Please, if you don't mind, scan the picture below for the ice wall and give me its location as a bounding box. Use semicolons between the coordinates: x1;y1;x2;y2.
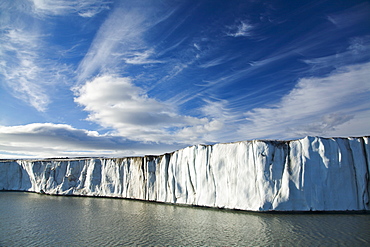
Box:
1;136;369;211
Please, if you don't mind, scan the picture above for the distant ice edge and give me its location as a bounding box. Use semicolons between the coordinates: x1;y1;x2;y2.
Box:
1;136;369;212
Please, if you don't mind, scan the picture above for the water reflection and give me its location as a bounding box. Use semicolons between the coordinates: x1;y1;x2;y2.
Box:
0;192;369;246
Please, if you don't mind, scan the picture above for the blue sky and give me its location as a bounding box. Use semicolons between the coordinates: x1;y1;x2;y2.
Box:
1;0;369;158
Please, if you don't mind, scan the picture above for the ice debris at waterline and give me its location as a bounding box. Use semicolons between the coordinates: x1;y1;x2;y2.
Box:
1;136;369;212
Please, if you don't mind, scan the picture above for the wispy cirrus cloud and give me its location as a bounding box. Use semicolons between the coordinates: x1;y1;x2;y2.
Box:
0;28;70;111
226;20;254;37
77;2;178;82
303;36;370;71
29;0;111;17
121;49;164;65
327;2;370;28
0;0;99;112
198;55;231;69
237;3;370;75
76;6;146;81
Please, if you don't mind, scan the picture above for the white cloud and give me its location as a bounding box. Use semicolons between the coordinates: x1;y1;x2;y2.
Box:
74;75;216;144
176;119;224;143
238;62;370;139
0;123;183;158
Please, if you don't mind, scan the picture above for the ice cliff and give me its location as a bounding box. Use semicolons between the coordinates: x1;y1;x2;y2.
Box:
1;136;369;211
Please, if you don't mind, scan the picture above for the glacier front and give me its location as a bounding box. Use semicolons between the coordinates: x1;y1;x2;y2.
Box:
1;136;369;211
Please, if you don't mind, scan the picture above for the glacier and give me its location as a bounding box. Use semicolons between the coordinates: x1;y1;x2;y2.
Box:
1;136;369;212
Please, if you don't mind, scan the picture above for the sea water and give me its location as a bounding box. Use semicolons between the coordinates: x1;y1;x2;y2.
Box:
0;192;369;246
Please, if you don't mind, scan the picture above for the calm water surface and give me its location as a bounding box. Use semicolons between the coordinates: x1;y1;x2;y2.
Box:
0;192;369;246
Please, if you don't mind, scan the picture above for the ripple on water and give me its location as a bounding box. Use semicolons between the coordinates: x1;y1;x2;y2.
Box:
0;192;369;246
